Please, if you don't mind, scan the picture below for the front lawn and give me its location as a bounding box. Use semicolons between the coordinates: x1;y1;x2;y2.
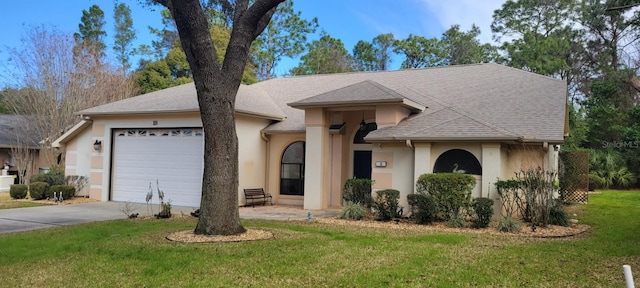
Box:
0;190;638;287
0;193;49;209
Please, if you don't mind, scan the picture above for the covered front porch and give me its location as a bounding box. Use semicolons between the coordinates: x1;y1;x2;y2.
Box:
287;80;425;210
267;80;560;211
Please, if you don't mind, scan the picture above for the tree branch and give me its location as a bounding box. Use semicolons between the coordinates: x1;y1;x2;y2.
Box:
152;0;172;10
243;0;284;38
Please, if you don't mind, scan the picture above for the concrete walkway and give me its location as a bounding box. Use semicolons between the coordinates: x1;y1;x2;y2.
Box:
0;202;339;234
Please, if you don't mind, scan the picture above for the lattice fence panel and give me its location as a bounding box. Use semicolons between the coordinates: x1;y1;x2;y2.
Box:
558;150;589;203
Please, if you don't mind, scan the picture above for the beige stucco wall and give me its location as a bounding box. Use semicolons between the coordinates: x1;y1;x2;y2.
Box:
63;112;270;205
504;144;547;177
62;126;93;197
265;133;305;206
371;142;414;211
375;105;411;128
236;115;270;205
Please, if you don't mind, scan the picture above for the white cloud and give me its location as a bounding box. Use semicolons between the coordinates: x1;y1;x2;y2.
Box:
418;0;507;44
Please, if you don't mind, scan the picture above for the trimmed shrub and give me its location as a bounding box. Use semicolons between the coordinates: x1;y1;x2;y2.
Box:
30;170;64;186
407;193;436;224
549;204;570;227
343;178;373;207
9;184;28;199
339;203;367;220
470;197;494;228
446;216;466;228
372;189;402;221
415;173;475;220
497;217;521;233
29;182;50;200
48;185;76;200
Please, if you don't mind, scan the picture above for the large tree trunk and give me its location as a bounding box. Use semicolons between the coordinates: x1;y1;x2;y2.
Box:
160;0;283;235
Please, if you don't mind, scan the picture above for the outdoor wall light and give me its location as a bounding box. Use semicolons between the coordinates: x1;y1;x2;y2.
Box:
375;161;387;168
553;145;559;152
93;140;102;151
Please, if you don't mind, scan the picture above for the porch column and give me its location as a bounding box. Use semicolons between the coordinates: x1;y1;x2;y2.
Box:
481;143;502;199
545;145;559;173
413;142;431;193
304;108;329;210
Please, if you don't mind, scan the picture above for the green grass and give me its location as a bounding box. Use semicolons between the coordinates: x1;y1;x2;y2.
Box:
0;193;49;209
0;190;639;287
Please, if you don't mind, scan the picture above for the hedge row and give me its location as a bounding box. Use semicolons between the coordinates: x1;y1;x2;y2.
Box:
9;183;76;200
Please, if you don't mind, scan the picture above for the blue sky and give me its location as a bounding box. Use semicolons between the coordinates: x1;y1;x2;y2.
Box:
0;0;506;85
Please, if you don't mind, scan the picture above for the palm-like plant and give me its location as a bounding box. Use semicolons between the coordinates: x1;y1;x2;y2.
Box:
589;150;636;189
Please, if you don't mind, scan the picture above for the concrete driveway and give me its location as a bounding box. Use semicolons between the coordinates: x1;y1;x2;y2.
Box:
0;202;338;234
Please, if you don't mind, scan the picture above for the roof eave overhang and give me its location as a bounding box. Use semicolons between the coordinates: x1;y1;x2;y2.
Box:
52;120;92;148
366;135;564;144
365;136;522;142
288;98;425;112
77;108;200;117
519;138;565;145
235;110;286;121
261;128;306;134
79;109;285;121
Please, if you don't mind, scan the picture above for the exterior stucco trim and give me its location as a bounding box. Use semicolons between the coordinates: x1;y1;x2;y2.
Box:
52;120;92;148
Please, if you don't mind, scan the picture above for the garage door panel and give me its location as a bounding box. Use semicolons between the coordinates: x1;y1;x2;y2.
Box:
112;129;204;207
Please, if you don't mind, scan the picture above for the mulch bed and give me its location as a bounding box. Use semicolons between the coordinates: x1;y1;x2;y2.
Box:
165;217;589;243
167;229;273;243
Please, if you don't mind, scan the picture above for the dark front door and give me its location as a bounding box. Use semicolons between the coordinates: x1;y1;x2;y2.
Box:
353;150;372;179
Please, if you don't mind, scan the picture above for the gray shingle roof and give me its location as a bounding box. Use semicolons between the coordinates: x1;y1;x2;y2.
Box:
288;80;425;110
257;63;567;142
77;63;567;142
79;82;286;120
0;115;41;148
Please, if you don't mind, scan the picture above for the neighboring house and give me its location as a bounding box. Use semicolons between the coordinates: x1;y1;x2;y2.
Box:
0;115;48;188
53;63;568;209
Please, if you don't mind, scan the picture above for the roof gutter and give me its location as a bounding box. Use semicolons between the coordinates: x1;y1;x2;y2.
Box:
78;109;285;121
367;134;564;144
288;98;425;112
367;135;523;142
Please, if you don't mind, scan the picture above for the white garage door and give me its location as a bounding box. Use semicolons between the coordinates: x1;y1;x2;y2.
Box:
111;128;204;207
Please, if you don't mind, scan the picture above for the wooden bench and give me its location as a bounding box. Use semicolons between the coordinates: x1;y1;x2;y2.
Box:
243;188;272;207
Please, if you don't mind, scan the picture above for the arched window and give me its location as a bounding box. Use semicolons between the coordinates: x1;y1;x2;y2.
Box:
353;122;377;144
433;149;482;175
280;141;305;196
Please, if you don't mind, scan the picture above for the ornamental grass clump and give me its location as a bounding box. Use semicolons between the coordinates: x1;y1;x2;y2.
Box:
497;216;521;232
339;203;367;220
549;201;570;227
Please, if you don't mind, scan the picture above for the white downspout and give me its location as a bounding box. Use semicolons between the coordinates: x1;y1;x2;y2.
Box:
405;139;414;150
261;131;270;196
